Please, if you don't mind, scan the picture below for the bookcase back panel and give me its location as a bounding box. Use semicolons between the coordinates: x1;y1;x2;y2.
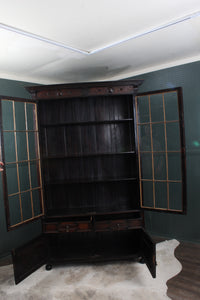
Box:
43;155;137;182
45;181;139;216
41;123;134;156
38;93;138;217
39;95;132;124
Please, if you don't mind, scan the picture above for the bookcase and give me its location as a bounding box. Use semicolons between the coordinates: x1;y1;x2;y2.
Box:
8;80;158;283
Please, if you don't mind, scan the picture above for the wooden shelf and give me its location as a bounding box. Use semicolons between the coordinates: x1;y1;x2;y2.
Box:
43;151;136;159
41;118;133;127
45;209;142;219
45;177;137;185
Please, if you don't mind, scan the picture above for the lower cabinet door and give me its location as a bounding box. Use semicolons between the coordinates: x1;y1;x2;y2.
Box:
140;230;156;278
12;235;49;284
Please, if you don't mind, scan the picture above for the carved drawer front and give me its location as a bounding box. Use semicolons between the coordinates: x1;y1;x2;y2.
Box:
35;85;135;99
44;221;92;233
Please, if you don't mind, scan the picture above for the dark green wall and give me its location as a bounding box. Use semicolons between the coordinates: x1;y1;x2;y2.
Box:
129;61;200;243
0;79;42;258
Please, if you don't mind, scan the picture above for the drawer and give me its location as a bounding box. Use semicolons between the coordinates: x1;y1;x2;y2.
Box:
95;220;127;231
127;218;143;229
95;218;142;232
43;218;143;233
44;221;92;233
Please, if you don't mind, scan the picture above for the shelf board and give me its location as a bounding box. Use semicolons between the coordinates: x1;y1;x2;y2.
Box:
41;119;133;127
45;177;137;185
45;209;142;219
42;151;136;159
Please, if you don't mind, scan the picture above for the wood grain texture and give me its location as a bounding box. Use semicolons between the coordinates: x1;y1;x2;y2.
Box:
153;237;200;300
167;241;200;300
26;80;143;100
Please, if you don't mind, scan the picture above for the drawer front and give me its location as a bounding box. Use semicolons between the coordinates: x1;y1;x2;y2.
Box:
43;218;143;233
44;222;92;233
95;220;128;232
128;218;143;229
95;218;143;232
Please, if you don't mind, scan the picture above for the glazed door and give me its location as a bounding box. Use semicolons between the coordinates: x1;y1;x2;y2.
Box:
0;97;44;230
135;88;186;214
140;230;156;278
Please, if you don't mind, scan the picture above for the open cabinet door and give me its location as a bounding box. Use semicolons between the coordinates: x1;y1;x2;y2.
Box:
0;97;44;230
140;230;156;278
12;235;48;284
0;97;46;283
135;88;186;214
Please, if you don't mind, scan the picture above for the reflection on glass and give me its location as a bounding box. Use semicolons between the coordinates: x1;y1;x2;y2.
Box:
166;123;181;151
142;181;154;207
137;96;149;123
29;132;37;159
2;100;14;130
30;161;40;188
168;153;181;180
164;92;179;121
6;164;18;195
15;102;26;131
152;124;165;151
150;94;164;122
16;132;27;161
26;103;36;130
169;182;182;210
155;182;167;209
154;153;166;180
3;132;16;163
8;195;21;226
140;153;152;179
21;192;33;220
18;162;30;191
139;124;151;151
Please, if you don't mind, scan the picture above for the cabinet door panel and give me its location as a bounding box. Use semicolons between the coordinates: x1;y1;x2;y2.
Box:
140;230;156;278
136;88;186;214
12;235;48;284
0;98;44;230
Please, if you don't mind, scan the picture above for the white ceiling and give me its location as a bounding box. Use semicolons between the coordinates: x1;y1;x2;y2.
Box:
0;0;200;84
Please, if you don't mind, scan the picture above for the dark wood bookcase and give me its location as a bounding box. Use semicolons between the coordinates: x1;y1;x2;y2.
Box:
10;80;157;284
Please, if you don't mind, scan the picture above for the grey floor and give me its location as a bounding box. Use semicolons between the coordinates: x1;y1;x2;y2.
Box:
0;255;12;267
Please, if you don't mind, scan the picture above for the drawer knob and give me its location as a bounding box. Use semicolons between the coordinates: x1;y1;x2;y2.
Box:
110;223;120;230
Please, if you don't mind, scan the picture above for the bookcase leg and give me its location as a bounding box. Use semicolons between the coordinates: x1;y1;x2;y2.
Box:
46;264;52;271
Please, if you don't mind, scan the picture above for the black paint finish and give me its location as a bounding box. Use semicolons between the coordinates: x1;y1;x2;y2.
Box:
12;80;156;284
